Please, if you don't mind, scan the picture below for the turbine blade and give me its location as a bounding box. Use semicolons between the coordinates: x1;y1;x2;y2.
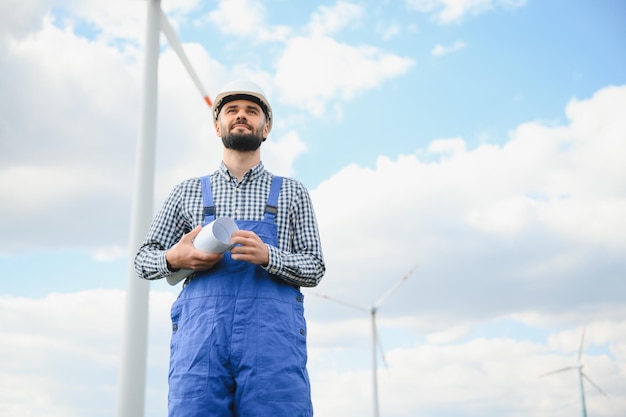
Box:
374;263;419;308
311;292;369;312
541;366;577;377
578;326;586;363
160;10;212;106
582;372;609;397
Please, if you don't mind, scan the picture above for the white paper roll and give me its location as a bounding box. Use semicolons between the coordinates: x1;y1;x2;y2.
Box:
167;268;193;286
166;218;239;286
193;217;239;253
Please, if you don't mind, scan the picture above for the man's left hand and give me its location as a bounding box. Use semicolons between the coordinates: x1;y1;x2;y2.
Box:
229;230;270;266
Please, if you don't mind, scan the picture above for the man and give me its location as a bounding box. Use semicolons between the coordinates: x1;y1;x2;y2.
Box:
135;80;325;417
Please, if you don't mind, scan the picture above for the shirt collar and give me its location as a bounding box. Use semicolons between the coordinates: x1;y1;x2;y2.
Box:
218;161;265;183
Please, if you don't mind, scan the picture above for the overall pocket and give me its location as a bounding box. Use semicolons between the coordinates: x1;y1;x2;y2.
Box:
168;298;215;399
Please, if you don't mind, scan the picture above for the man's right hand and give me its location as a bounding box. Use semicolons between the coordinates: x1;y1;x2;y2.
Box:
166;225;224;271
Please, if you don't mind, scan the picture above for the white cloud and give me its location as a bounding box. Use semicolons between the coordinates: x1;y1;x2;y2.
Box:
407;0;527;24
275;35;414;116
0;290;123;416
314;86;626;253
206;0;291;42
468;194;539;235
270;2;413;116
425;324;471;343
431;40;466;56
377;21;402;41
428;136;466;154
204;0;365;42
263;130;308;178
307;1;364;37
0;14;142;251
308;84;626;323
92;245;127;261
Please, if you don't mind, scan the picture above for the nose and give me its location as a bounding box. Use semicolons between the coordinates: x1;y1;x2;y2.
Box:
234;108;248;120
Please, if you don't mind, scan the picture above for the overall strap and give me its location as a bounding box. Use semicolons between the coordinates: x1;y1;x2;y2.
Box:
202;175;283;224
264;176;283;223
200;175;215;225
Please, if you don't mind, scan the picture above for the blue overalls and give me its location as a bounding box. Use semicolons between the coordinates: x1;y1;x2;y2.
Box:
168;175;313;417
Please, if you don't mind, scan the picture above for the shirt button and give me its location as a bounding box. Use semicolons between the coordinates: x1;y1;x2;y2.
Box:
296;295;303;303
235;209;240;215
172;324;178;332
299;328;306;336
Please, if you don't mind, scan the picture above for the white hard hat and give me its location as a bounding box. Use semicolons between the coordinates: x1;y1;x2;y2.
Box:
213;80;273;132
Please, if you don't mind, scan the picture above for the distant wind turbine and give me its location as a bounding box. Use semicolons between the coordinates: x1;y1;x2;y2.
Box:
541;327;608;417
314;264;418;417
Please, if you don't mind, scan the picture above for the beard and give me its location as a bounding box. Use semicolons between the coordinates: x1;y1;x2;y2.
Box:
221;132;264;151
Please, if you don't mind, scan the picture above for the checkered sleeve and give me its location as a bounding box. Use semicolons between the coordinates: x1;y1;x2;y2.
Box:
265;178;325;287
134;179;203;280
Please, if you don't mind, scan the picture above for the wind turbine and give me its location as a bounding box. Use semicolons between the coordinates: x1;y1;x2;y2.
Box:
314;264;418;417
117;1;213;417
541;327;608;417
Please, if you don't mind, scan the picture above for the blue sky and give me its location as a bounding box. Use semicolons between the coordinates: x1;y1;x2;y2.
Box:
1;1;625;416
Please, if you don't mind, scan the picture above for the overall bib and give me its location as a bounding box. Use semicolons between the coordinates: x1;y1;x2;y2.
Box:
168;175;313;417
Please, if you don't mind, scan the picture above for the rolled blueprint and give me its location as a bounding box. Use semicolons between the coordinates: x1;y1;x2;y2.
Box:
192;217;239;253
166;217;239;285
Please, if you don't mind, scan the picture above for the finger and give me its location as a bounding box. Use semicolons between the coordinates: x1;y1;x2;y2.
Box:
188;253;223;270
230;244;251;255
229;235;253;247
231;229;257;239
180;225;202;245
187;225;203;239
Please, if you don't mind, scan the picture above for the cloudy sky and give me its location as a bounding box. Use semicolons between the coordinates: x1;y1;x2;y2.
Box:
1;0;625;416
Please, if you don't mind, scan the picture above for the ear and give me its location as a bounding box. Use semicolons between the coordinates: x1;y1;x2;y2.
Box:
262;121;270;140
215;121;222;137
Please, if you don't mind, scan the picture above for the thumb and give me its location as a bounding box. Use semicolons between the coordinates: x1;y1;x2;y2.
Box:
184;225;203;242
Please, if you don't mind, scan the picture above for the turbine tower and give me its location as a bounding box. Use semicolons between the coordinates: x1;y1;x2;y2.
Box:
315;264;418;417
117;1;212;416
115;2;160;416
542;327;608;417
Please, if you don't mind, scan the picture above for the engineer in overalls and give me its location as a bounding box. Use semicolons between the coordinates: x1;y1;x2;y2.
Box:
135;80;325;417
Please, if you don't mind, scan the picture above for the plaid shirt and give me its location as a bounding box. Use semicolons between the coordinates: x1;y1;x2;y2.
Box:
135;162;325;287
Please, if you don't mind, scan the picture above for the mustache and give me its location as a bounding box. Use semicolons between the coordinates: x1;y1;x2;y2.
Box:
231;117;251;129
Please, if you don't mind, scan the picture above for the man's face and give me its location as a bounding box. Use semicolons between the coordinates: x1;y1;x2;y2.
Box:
215;99;270;151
